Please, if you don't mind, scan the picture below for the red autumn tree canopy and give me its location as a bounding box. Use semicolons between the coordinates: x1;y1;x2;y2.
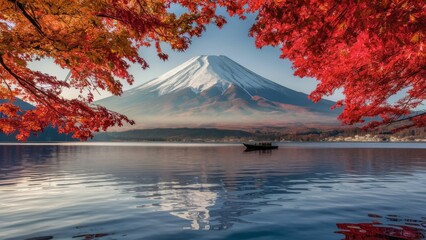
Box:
1;0;425;141
240;0;425;129
0;0;226;140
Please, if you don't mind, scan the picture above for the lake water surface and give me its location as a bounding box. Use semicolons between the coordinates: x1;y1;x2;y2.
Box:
1;142;425;240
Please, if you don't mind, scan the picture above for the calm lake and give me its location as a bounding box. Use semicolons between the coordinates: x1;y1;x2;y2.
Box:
1;142;425;240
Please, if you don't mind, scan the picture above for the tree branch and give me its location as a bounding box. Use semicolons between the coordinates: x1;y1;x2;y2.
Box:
0;55;59;112
389;112;426;124
10;0;45;36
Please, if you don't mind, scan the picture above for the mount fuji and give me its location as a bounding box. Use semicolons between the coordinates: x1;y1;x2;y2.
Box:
96;55;339;129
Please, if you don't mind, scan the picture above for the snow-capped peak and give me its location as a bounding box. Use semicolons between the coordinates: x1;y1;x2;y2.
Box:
131;55;280;96
95;55;338;129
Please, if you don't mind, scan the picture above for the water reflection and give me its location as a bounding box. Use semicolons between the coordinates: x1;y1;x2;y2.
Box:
0;145;57;169
243;149;275;154
0;145;58;188
0;143;426;239
136;182;218;230
336;214;426;239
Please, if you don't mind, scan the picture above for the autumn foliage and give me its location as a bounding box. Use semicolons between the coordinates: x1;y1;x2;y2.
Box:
0;0;425;140
243;0;425;130
0;0;225;140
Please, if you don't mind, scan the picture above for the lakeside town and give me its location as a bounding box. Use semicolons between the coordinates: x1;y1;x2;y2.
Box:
323;134;426;142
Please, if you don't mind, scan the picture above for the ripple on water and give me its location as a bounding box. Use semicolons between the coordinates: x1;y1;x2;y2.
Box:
0;143;425;240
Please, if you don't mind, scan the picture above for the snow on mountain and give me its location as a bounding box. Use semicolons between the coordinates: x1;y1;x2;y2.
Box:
96;55;340;129
131;55;280;96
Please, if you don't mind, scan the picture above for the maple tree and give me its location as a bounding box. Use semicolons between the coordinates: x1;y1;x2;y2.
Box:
0;0;226;140
237;0;425;130
1;0;425;141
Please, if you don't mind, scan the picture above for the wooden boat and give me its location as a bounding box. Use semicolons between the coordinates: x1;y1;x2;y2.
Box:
243;142;278;150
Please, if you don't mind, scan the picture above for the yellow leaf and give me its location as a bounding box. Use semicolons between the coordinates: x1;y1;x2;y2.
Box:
411;32;422;43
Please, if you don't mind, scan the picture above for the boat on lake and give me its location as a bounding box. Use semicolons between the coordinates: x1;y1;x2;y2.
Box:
243;142;278;150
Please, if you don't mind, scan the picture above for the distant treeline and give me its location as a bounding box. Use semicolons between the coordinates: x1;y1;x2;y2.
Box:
92;128;253;142
93;126;426;142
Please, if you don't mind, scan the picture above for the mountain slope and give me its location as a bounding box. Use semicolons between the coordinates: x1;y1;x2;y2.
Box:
97;55;340;129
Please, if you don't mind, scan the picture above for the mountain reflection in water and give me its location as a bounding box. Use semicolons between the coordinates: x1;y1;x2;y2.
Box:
135;182;218;230
0;143;425;240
